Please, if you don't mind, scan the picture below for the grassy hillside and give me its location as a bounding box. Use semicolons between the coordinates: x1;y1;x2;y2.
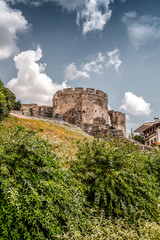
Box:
1;115;160;239
3;115;91;162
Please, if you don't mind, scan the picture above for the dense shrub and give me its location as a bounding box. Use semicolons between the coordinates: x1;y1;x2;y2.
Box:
71;138;159;222
0;125;87;239
0;80;21;120
13;100;21;111
152;150;160;186
134;135;145;144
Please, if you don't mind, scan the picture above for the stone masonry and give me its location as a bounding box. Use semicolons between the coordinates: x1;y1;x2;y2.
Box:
21;88;126;138
53;88;126;138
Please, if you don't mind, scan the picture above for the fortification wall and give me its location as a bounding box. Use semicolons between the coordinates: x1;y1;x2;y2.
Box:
39;106;53;118
21;104;40;117
52;88;108;127
21;104;53;118
108;110;126;136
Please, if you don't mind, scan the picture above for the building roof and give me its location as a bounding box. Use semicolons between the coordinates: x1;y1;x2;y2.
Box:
134;122;155;133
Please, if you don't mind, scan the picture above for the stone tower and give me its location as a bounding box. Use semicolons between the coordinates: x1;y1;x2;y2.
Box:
52;88;109;130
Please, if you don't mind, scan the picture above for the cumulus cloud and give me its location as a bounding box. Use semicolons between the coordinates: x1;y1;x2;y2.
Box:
65;49;122;80
122;11;160;49
120;92;152;116
65;52;105;81
64;63;90;81
7;0;117;35
7;46;68;105
0;0;29;60
106;48;122;72
82;52;105;73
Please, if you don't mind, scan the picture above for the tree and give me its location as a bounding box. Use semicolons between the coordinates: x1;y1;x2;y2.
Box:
13;100;21;111
0;79;19;120
0;92;6;121
29;108;34;116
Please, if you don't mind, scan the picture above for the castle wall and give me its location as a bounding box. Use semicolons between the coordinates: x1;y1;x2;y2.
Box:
21;104;40;117
52;88;109;127
39;106;53;118
108;110;126;136
21;104;53;118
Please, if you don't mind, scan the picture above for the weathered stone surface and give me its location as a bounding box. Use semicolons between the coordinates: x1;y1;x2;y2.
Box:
21;104;53;118
53;88;109;128
39;106;52;118
21;104;39;117
21;88;126;139
53;88;126;138
108;110;126;136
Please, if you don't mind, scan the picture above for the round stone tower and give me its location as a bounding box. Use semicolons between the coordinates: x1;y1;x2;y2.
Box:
52;87;109;128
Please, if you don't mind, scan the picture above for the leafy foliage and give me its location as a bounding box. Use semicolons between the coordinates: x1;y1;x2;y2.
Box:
29;108;34;116
0;125;87;239
13;100;21;111
0;80;21;120
0;91;6;121
71;137;159;222
0;117;160;239
134;135;145;144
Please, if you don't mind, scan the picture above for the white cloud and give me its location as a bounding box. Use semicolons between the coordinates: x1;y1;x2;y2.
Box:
64;63;90;81
7;46;68;105
82;52;105;74
65;52;105;80
120;92;152;116
65;49;121;80
7;0;84;10
122;11;160;49
0;0;29;60
76;0;113;35
7;0;117;35
106;48;122;72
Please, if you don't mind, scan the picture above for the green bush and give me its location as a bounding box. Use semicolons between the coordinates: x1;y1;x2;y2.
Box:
0;80;21;120
0;125;87;239
71;138;159;222
134;135;145;144
13;100;21;111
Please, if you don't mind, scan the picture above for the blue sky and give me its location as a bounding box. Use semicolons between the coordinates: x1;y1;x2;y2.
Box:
1;0;160;133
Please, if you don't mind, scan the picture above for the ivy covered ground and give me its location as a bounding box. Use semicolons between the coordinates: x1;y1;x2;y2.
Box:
0;116;160;239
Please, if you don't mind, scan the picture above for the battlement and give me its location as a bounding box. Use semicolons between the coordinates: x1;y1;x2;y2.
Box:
54;87;108;99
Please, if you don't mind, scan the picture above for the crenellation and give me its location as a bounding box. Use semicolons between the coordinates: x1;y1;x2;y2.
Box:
54;90;62;97
75;87;84;93
86;88;95;94
63;88;74;94
96;90;106;98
